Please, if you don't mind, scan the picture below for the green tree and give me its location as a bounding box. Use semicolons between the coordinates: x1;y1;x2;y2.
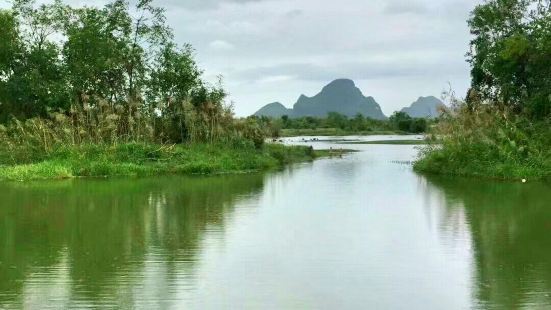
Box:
468;0;551;117
4;43;70;118
63;5;129;104
389;111;412;132
409;118;427;133
0;10;21;121
327;112;348;129
0;2;71;120
0;0;238;145
0;10;19;78
351;113;367;131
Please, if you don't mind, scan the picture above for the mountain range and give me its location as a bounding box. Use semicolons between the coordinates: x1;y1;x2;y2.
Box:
253;79;444;119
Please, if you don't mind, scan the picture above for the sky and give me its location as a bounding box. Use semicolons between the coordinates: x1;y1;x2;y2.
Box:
1;0;483;116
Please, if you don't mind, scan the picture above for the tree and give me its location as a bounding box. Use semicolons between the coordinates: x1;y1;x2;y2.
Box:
409;118;427;133
0;2;70;121
281;115;289;125
0;10;21;121
389;111;412;132
468;0;551;117
63;5;129;104
148;43;200;109
0;0;233;145
0;10;19;79
327;112;348;129
351;113;367;131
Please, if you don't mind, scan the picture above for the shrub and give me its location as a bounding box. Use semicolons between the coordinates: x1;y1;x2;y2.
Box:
415;99;551;179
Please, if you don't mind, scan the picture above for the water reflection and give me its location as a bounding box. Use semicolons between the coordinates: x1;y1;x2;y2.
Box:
0;175;264;308
1;142;550;309
425;176;551;309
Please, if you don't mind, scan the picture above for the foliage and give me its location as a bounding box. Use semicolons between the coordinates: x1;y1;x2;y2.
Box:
254;112;430;137
0;142;321;181
0;0;243;146
468;0;551;118
414;99;551;179
389;112;428;133
416;0;551;180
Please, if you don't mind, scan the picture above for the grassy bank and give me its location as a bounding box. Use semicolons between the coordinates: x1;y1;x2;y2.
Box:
414;147;551;181
0;143;326;182
414;143;551;181
414;108;551;181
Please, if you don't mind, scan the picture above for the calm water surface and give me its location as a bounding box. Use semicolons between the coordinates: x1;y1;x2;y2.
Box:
1;136;550;309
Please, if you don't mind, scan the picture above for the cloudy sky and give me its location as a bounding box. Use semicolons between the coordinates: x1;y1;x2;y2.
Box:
1;0;483;116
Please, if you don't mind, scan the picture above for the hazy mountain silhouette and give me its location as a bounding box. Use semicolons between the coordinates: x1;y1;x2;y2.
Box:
254;79;387;119
400;96;445;118
253;102;291;118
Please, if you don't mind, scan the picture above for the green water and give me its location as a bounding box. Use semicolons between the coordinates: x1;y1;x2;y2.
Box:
1;137;550;309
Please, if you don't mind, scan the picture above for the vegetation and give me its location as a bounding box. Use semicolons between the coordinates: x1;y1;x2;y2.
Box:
388;112;429;134
0;0;327;181
0;0;235;141
0;142;324;181
256;111;431;137
415;0;551;180
415;102;551;179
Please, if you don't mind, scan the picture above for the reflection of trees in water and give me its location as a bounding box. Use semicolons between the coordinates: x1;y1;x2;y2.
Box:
416;175;472;245
0;175;264;308
425;176;551;309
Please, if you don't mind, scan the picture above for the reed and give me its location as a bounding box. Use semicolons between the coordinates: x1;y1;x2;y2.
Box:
414;100;551;180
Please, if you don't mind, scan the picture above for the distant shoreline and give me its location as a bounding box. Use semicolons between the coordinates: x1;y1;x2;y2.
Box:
280;128;409;137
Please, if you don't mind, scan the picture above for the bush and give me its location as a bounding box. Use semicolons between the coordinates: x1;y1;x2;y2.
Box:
414;101;551;180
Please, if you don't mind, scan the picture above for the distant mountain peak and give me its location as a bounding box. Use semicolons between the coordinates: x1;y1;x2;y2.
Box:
267;102;286;108
253;101;291;118
323;78;356;89
254;79;387;120
417;95;439;101
401;96;445;118
320;79;362;97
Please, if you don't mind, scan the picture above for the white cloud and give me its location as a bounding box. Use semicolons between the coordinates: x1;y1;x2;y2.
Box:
384;0;429;15
258;75;297;84
209;40;236;51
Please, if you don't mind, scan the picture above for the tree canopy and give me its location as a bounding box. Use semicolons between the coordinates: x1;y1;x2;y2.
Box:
468;0;551;118
0;0;219;127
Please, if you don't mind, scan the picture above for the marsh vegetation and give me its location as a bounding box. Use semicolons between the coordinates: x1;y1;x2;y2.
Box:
415;0;551;180
0;0;320;180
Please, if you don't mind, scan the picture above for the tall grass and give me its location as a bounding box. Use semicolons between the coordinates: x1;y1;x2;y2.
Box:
0;142;320;181
414;99;551;180
0;94;310;181
0;94;272;165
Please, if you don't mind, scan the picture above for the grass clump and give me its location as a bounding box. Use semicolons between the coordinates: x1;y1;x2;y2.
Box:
0;142;321;182
0;162;73;181
414;103;551;180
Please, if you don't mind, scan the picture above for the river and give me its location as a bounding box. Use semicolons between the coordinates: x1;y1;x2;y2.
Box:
1;136;550;309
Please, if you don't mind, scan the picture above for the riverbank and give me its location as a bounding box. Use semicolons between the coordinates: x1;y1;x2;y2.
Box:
0;143;335;182
413;117;551;181
280;128;403;137
345;139;429;145
414;145;551;181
